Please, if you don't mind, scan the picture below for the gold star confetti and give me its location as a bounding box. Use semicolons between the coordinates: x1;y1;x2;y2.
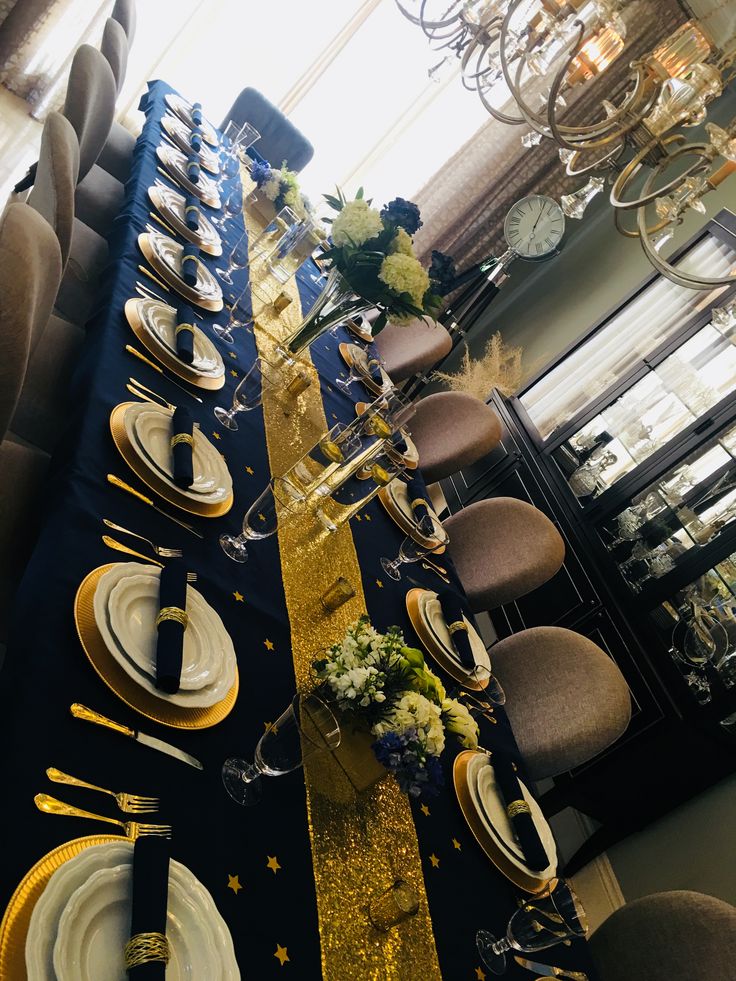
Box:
228;351;237;359
420;803;430;817
233;591;244;603
212;431;221;440
331;413;338;420
264;638;275;651
452;838;461;851
245;465;254;475
364;514;372;521
258;512;266;522
274;945;289;967
230;369;239;377
475;968;486;980
375;579;383;589
429;854;440;869
267;855;282;874
227;874;242;894
355;514;362;521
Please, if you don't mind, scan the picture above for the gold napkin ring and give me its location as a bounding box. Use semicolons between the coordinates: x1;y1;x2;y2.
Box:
409;498;428;511
124;932;171;968
447;620;468;634
506;799;531;819
175;323;195;336
185;204;199;217
156;606;189;629
170;432;194;449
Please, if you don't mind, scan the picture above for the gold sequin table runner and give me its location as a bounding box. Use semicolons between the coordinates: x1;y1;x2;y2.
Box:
242;182;442;980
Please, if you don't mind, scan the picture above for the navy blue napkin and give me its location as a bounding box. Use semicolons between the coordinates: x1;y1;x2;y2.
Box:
185;155;200;184
180;243;199;287
128;833;170;978
487;750;550;874
175;304;195;365
155;560;188;693
171;405;194;488
183;193;200;231
436;588;475;669
190;126;203;152
390;430;408;455
404;472;435;538
191;102;203;126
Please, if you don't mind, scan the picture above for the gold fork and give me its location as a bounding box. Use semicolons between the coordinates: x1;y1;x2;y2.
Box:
102;520;183;559
46;768;160;814
35;794;171;839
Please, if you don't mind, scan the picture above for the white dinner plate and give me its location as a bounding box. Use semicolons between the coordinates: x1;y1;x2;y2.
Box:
164;93;219;146
161;112;220;172
386;477;444;541
137;297;224;375
148;184;222;254
340;343;392;393
146;227;222;301
466;752;557;880
418;590;491;678
108;572;219;689
156;145;220;207
93;563;237;708
122;402;232;505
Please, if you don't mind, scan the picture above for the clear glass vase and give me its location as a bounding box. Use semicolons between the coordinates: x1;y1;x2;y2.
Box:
276;266;374;363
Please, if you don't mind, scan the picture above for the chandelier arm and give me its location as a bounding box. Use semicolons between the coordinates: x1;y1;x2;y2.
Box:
498;0;555;132
565;142;627;176
461;23;503;81
546;20;588;150
477;78;528;123
611;140;714;211
394;0;466;32
614;203;672;239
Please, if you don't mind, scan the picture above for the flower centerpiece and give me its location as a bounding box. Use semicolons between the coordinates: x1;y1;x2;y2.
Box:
250;160;313;220
313;616;478;797
279;190;443;359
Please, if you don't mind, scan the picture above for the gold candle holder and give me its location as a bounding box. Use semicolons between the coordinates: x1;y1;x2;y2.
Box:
272;291;293;314
367;879;420;932
320;577;356;613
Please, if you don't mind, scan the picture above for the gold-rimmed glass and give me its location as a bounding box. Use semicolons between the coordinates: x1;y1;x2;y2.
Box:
368;879;420;931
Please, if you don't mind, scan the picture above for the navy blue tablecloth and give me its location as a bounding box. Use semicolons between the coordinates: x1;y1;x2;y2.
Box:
0;81;595;980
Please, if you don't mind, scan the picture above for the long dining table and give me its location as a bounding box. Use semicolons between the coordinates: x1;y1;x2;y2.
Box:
0;80;597;980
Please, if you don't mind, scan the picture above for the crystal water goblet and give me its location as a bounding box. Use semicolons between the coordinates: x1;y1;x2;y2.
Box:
213;357;278;431
380;527;449;582
216;230;250;286
222;693;340;806
476;878;587;975
335;347;388;396
210;184;243;231
212;285;253;343
219;478;297;563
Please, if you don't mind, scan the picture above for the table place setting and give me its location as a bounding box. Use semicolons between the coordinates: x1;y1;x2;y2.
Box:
160;112;221;174
163;92;219;146
148;183;223;255
155;145;221;208
138;231;224;311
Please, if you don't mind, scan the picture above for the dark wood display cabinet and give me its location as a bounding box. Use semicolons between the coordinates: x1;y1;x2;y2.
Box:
440;210;736;872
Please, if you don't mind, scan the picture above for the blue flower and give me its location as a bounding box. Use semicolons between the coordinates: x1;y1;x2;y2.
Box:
428;250;456;295
380;198;423;235
250;160;272;187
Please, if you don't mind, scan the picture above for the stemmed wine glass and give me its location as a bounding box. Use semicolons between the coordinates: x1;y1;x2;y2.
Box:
335;347;387;395
216;230;250;286
213;357;278;430
380;527;449;582
212;285;253;343
476;878;587;975
222;693;340;806
210;184;243;231
219;478;298;563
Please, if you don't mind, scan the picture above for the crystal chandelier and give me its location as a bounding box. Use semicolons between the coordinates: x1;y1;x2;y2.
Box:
394;1;736;289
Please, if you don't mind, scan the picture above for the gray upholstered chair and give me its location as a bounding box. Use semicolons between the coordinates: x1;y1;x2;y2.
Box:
27;112;79;270
490;626;631;780
374;318;452;385
444;497;565;612
111;0;136;45
409;391;502;484
589;891;736;981
220;87;314;172
65;45;125;237
97;18;137;184
0;205;60;640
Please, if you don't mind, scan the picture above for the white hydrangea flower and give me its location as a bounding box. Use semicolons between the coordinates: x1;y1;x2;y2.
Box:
262;176;281;202
331;199;384;247
390;228;415;257
441;698;479;750
378;253;430;307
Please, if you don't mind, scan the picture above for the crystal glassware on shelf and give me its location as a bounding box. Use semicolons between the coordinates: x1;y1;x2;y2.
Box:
380;526;449;582
216;230;250;287
222;693;340;806
616;506;644;540
219;478;298;562
476;877;587;975
213;357;279;431
568;451;617;498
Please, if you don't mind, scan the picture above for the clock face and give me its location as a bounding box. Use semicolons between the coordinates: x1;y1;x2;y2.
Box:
503;194;565;259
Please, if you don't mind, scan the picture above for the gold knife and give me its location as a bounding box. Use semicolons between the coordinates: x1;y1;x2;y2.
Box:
106;474;203;538
124;344;204;404
71;704;203;770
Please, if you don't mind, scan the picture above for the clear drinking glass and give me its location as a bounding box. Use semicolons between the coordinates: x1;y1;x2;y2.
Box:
216;230;250;286
250;207;299;262
380;526;450;582
220;121;243;157
219;478;298;562
234;121;260;158
212;284;253;343
279;423;365;501
315;451;406;534
222;693;340;806
336;347;388;395
476;878;588;975
216;150;239;194
213;357;278;430
210;184;243;231
263;217;319;285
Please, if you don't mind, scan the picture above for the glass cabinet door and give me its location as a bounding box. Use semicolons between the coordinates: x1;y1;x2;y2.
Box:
598;421;736;593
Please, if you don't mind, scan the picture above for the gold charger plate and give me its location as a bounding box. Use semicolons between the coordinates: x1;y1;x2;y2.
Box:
155;145;221;208
139;232;223;312
376;484;446;553
124;298;225;391
345;317;373;343
338;342;390;395
453;750;551;894
110;402;233;518
0;834;122;977
149;185;223;257
75;563;239;728
405;587;488;691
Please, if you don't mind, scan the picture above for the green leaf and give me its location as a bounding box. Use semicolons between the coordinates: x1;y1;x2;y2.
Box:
372;311;388;335
355;186;364;200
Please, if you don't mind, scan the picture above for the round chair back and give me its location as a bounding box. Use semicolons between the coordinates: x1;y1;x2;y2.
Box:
101;17;129;94
63;45;117;181
27;113;79;270
410;391;502;484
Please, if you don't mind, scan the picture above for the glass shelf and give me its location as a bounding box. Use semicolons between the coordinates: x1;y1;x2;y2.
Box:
554;318;736;503
520;235;736;441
